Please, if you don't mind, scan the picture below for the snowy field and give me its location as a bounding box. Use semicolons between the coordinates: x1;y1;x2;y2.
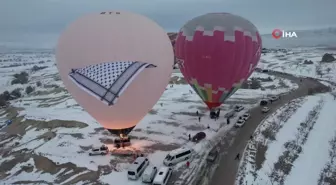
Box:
0;48;334;184
258;48;336;83
236;93;336;185
0;52;296;184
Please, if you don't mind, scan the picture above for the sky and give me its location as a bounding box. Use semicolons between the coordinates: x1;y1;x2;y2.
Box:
0;0;336;49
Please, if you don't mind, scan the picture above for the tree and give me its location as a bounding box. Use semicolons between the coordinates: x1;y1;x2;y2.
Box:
25;86;34;94
250;79;262;89
321;53;335;63
10;88;22;99
315;65;323;78
0;94;6;106
241;81;250;89
11;71;29;85
36;81;42;87
31;65;47;72
327;67;332;74
2;91;10;101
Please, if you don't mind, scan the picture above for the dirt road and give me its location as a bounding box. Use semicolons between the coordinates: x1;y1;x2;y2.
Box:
209;71;330;185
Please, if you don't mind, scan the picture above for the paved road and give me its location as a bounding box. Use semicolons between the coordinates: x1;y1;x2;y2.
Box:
209;71;330;185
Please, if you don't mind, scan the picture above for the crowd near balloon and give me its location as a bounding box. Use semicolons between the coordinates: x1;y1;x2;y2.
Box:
56;11;261;136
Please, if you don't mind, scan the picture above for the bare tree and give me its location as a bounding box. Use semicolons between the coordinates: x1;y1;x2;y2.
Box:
327;67;332;74
266;163;276;185
315;65;323;78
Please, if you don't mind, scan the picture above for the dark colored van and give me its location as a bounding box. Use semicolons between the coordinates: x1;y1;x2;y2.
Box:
260;100;268;106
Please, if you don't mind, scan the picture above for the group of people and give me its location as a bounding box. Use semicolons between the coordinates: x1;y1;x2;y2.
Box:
195;110;232;125
193;108;255;161
210;109;221;120
196;109;223;121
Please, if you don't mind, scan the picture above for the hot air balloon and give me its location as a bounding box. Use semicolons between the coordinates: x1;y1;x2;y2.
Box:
175;13;262;112
56;11;174;135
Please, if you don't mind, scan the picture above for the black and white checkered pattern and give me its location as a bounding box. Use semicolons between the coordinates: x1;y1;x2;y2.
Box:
75;61;133;89
68;61;156;106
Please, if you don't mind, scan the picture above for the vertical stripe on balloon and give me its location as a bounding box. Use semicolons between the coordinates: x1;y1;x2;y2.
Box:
191;79;205;101
191;84;201;99
201;87;209;102
204;84;212;102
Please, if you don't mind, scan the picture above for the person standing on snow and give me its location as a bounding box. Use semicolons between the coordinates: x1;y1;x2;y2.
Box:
235;153;240;160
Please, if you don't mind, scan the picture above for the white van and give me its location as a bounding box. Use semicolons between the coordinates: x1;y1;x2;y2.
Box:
163;147;193;166
152;166;172;185
127;157;149;180
142;165;157;183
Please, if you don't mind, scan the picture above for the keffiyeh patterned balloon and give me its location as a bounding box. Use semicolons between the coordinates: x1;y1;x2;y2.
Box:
56;11;174;133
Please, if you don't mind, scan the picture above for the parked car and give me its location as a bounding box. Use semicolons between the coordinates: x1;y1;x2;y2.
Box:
224;111;235;118
235;105;244;112
260;99;268;106
142;165;157;183
234;119;246;128
192;132;206;142
269;96;278;102
89;145;109;156
207;148;219;162
241;113;250;121
261;107;270;113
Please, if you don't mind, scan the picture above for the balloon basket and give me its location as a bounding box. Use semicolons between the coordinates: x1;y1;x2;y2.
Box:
107;125;135;136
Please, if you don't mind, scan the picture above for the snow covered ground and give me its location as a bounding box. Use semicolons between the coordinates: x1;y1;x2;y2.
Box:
234;47;336;185
258;48;336;83
0;51;299;184
236;93;336;185
0;47;334;184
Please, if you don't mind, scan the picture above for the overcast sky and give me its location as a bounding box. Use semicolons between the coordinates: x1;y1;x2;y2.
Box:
1;0;335;49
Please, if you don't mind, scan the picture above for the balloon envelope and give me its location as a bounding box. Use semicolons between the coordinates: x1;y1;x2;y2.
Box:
56;11;174;130
175;13;262;109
